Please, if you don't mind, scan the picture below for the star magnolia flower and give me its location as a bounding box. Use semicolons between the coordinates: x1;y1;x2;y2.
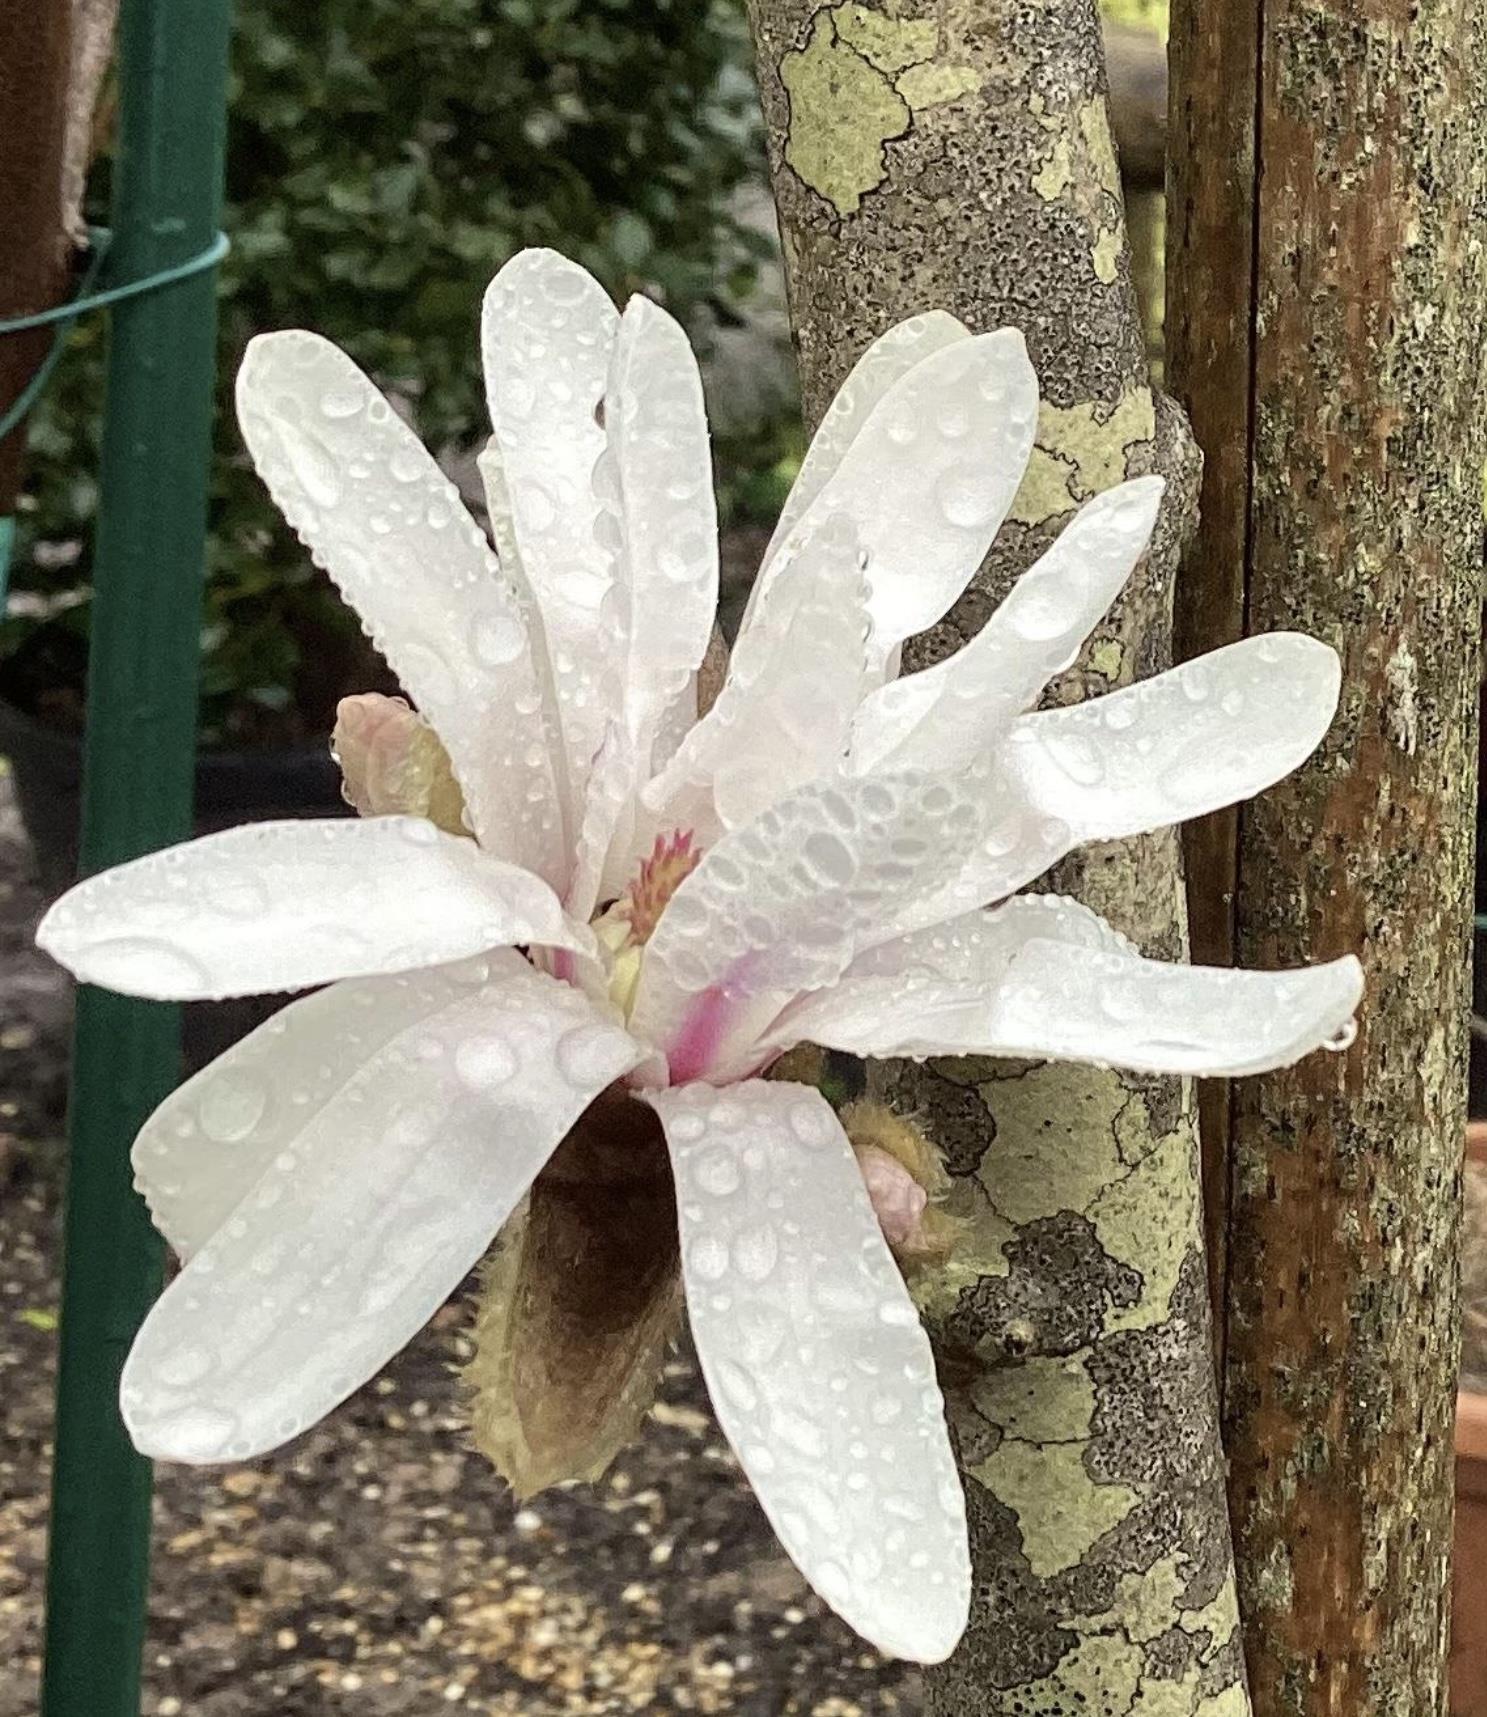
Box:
37;249;1362;1664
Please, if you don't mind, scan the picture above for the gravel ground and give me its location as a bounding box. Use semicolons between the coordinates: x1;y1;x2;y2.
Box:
0;766;921;1717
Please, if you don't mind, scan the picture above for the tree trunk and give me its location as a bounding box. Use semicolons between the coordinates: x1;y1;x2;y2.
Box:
746;3;1248;1711
1167;0;1487;1710
0;0;74;519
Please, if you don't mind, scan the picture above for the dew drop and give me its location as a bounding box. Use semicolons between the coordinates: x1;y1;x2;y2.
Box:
1325;1018;1358;1052
277;423;343;508
198;1073;268;1144
152;1404;238;1461
788;1101;833;1147
936;466;997;529
714;1357;758;1413
156;1344;217;1388
695;1148;742;1197
732;1223;779;1284
80;937;212;996
389;444;423;483
801;831;855;887
688;1232;730;1282
319;385;363;420
454;1033;519;1089
556;1023;627;1088
472;613;526;668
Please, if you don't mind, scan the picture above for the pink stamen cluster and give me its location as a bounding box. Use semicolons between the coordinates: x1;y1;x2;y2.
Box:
619;830;701;945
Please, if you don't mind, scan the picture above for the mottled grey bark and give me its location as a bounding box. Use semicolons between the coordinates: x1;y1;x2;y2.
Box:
745;2;1246;1712
1167;0;1487;1709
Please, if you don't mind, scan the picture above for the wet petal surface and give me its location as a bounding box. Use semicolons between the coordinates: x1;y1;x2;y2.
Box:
38;818;587;1000
236;332;563;883
122;954;642;1463
647;1080;969;1663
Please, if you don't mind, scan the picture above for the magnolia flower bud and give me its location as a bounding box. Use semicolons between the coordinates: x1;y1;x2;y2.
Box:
857;1145;929;1247
331;693;467;833
841;1100;962;1267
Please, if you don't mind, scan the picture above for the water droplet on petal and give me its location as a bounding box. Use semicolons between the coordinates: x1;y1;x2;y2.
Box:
688;1232;730;1282
454;1033;519;1089
198;1074;268;1144
472;613;526;668
81;937;212;996
555;1023;628;1088
156;1344;217;1388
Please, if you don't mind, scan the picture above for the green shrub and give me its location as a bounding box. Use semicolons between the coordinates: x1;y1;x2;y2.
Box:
9;0;774;746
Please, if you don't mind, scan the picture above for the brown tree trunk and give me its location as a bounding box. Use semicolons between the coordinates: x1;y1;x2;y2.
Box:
0;0;75;519
1167;0;1487;1709
746;2;1247;1711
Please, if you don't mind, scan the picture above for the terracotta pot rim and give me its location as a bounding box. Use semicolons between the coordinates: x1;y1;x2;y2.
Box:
1459;1388;1487;1463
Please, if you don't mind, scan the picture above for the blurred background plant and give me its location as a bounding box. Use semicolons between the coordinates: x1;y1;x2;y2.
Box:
3;0;800;748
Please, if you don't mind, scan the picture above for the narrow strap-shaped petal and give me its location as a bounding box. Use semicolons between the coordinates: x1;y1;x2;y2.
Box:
747;331;1038;666
758;310;969;577
600;293;718;750
896;633;1344;934
630;771;987;1084
848;478;1165;777
768;897;1362;1074
565;295;719;901
1005;632;1341;845
235;332;564;885
37;817;589;1000
646;1080;969;1663
482;250;620;817
643;512;872;847
121;955;643;1463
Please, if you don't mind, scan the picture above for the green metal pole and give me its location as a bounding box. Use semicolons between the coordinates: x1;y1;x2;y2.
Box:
40;0;232;1712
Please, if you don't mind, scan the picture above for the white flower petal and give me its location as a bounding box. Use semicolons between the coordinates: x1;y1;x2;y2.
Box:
483;250;619;817
771;894;1363;1074
631;772;987;1083
849;478;1165;776
749;331;1038;665
37;817;588;1000
1005;632;1341;845
601;293;718;747
121;955;642;1463
760;310;969;572
896;633;1344;932
647;1080;969;1663
235;333;564;884
644;512;872;846
133;957;510;1258
566;719;638;923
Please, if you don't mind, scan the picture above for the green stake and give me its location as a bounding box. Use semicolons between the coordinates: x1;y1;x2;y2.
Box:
40;0;232;1713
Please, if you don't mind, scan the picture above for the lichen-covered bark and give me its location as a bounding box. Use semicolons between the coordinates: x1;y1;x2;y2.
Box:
746;3;1246;1711
1166;0;1487;1709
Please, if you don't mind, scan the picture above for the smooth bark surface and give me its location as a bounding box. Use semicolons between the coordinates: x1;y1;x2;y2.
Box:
746;3;1246;1712
1167;0;1487;1710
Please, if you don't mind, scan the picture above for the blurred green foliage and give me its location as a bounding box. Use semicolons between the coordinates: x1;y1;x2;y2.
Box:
9;0;776;745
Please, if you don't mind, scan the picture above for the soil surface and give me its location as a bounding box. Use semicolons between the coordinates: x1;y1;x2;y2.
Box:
0;766;920;1717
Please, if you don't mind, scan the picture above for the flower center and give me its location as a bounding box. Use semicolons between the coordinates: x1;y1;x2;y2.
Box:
591;829;701;1018
616;829;702;947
